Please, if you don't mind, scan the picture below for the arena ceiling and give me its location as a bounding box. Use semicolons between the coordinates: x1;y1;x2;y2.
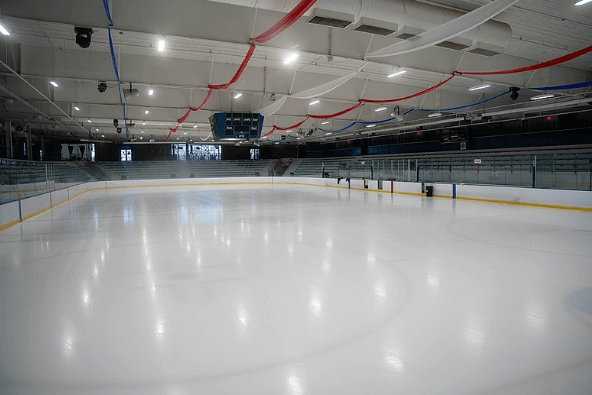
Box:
0;0;590;145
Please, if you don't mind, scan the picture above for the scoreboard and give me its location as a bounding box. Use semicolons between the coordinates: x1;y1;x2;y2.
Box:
209;113;264;141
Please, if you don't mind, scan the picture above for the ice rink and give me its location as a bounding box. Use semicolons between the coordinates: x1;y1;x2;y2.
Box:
1;184;592;395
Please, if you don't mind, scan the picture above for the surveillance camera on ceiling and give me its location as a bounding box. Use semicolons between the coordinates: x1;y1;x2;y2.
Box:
74;27;93;49
116;128;122;134
113;119;119;128
98;82;108;93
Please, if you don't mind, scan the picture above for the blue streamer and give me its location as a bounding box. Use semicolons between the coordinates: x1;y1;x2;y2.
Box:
319;121;357;133
531;80;592;91
408;90;511;115
103;1;129;138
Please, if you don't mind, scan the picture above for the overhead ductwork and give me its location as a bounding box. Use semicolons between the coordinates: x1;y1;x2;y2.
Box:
210;0;513;56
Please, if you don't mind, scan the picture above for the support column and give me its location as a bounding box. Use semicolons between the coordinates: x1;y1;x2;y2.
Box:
4;120;13;159
26;126;32;160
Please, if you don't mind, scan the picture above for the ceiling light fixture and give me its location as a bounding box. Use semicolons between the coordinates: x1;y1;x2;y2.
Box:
148;89;154;96
233;92;243;99
375;106;387;112
101;134;105;137
50;81;58;87
145;110;149;114
184;132;187;135
142;122;146;125
575;0;592;5
158;39;166;52
325;132;332;135
469;84;491;91
309;99;320;106
388;70;407;78
141;130;144;133
428;112;442;118
140;136;143;140
0;24;11;36
283;51;299;65
95;128;99;132
531;93;555;101
87;119;91;123
366;124;376;128
74;106;80;111
286;130;292;132
193;124;198;128
321;121;330;125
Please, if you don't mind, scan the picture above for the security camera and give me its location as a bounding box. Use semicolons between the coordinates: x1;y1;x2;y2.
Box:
117;128;122;134
113;119;119;128
75;27;93;49
98;82;108;93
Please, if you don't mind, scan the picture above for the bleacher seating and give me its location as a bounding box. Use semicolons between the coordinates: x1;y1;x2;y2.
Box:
100;160;272;180
284;159;341;177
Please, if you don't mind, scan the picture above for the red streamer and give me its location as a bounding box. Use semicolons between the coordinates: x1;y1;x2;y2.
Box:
251;0;318;44
209;43;256;90
360;75;455;104
166;88;213;139
308;102;363;119
262;127;277;138
456;46;592;76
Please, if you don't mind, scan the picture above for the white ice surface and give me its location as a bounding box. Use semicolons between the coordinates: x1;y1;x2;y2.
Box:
1;184;591;394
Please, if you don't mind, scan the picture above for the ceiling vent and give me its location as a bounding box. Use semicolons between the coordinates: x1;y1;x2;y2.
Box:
468;48;501;57
436;41;470;51
351;17;398;36
467;43;504;57
307;9;355;29
392;26;424;40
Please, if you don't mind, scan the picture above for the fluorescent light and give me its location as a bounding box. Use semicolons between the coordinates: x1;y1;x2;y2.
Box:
233;92;243;99
388;70;407;78
184;132;187;135
575;0;592;5
321;121;330;125
50;81;58;87
309;99;320;106
87;119;91;123
140;136;143;140
145;110;149;114
283;52;299;65
325;132;332;135
142;122;146;125
95;128;99;131
0;24;10;36
193;124;198;128
469;84;491;91
366;124;376;128
158;39;165;52
531;93;555;101
101;135;105;138
286;130;292;133
74;106;80;111
177;137;179;140
141;130;144;133
375;106;387;112
428;112;442;118
148;89;154;96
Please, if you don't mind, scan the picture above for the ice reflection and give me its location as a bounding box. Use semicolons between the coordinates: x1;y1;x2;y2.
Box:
287;373;304;395
310;289;323;319
155;317;165;338
383;348;404;372
123;205;134;226
463;316;485;349
524;301;547;332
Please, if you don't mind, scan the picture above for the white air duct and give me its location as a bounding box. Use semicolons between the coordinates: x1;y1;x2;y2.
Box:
210;0;512;54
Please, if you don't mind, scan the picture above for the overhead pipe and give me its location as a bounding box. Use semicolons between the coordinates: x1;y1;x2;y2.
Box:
0;59;94;138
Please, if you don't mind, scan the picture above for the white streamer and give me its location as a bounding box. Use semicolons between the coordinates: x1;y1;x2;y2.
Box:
367;0;519;58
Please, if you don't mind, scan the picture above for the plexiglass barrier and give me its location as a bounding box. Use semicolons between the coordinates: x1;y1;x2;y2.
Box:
0;159;93;204
334;152;592;191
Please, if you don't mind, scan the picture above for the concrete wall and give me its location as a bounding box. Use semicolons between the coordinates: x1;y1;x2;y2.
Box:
2;177;591;231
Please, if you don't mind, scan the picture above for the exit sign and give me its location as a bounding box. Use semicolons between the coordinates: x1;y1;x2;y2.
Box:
474;159;482;164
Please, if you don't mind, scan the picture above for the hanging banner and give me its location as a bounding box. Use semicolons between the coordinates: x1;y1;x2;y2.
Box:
367;0;518;58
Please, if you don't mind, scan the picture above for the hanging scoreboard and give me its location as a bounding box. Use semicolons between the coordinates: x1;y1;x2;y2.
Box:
209;113;264;141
